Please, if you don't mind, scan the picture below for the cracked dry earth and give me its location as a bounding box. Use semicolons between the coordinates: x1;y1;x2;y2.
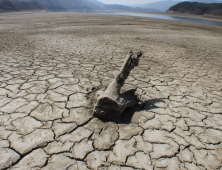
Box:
0;12;222;170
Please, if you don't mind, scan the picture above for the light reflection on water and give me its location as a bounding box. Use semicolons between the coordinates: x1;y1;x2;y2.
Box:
100;12;222;26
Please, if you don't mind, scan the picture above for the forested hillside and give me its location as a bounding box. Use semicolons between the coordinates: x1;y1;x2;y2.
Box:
167;2;222;16
0;0;163;13
0;0;101;12
0;0;43;12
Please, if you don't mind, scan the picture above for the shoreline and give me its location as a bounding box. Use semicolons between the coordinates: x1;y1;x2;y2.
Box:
165;12;222;22
128;11;222;22
1;9;222;21
95;11;222;27
1;10;222;27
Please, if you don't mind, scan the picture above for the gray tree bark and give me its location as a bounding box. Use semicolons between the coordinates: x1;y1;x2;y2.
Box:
93;51;143;120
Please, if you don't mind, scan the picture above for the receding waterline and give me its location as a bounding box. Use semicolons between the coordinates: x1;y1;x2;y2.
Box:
99;12;222;26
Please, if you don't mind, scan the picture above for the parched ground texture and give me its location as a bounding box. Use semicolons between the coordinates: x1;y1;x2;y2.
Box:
0;12;222;170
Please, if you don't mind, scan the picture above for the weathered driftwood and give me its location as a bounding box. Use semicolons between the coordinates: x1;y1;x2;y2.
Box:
93;51;143;120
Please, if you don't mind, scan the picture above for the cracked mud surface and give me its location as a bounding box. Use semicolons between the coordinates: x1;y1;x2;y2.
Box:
0;12;222;170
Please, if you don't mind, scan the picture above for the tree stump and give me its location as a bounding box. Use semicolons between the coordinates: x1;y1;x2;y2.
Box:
93;51;143;120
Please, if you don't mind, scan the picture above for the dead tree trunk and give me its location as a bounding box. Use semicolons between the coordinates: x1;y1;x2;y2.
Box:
93;51;143;120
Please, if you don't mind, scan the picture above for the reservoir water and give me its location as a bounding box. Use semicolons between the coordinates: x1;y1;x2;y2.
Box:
1;11;222;26
101;12;222;27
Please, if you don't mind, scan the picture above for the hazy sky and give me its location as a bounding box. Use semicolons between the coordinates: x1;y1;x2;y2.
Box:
97;0;179;5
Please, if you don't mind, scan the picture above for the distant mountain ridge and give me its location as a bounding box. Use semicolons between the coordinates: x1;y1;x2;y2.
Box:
0;0;44;12
86;0;104;7
133;0;222;12
167;2;222;16
2;0;222;14
0;0;103;12
103;4;162;13
0;0;162;13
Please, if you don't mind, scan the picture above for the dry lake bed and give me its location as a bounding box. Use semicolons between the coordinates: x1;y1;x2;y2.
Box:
0;12;222;170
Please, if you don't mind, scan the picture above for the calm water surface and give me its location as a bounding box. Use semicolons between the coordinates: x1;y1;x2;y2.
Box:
1;11;222;26
101;12;222;27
